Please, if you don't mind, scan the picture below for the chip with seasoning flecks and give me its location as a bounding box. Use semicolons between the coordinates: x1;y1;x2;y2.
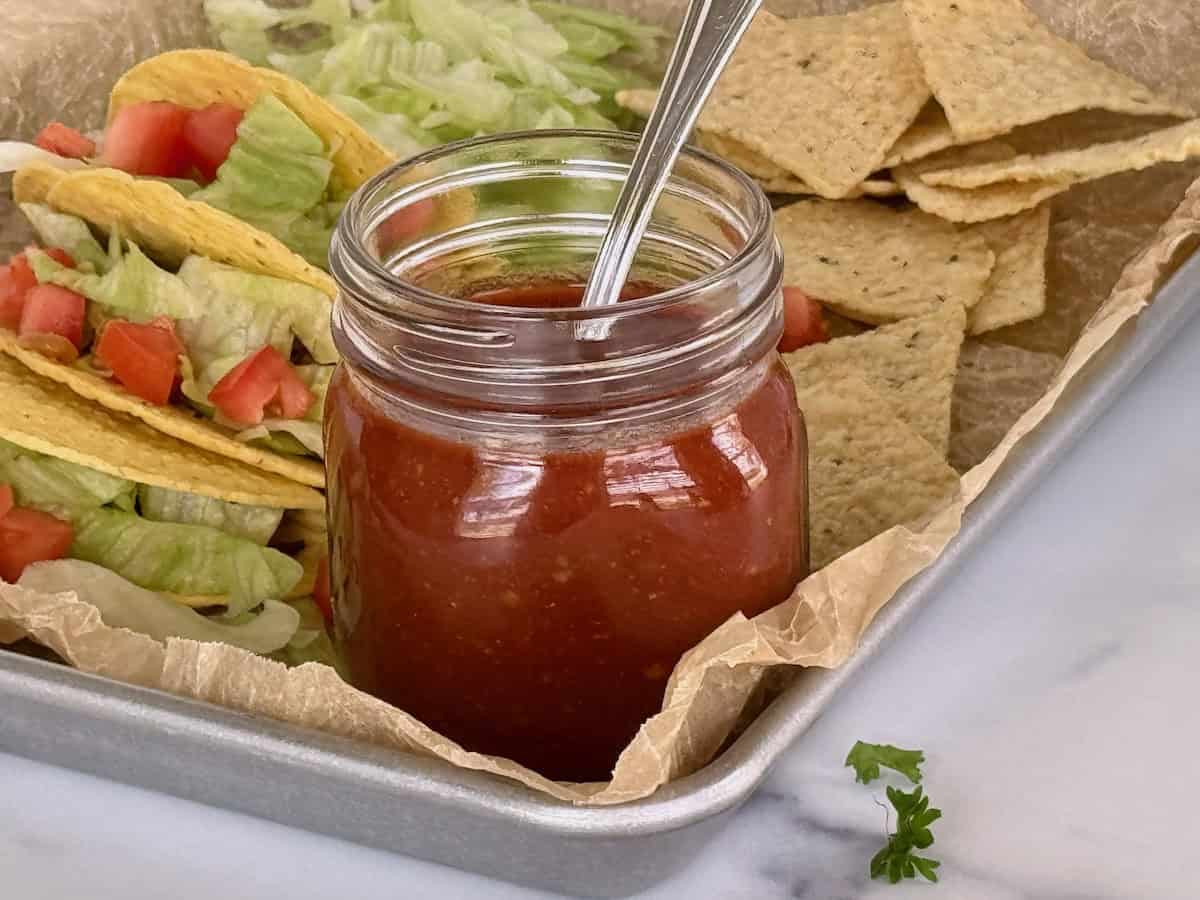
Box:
900;0;1192;143
773;199;994;325
966;205;1051;334
784;301;967;455
795;372;961;569
617;3;929;199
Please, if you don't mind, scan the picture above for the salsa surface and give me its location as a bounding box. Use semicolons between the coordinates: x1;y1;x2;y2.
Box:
326;283;807;781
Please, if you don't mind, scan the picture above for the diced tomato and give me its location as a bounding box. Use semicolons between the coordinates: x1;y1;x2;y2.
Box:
181;104;244;183
101;102;190;177
208;346;315;426
34;122;96;160
0;508;74;583
94;318;184;406
19;284;86;350
0;254;38;330
313;556;332;625
778;287;830;353
0;484;13;521
377;199;436;252
39;247;75;268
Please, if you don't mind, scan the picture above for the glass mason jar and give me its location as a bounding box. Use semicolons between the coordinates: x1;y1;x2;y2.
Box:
326;131;808;782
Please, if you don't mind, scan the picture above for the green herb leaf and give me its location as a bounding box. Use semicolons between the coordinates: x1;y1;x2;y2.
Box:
845;740;926;785
868;784;942;886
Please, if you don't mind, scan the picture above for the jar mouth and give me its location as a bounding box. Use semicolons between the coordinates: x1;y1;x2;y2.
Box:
333;128;776;322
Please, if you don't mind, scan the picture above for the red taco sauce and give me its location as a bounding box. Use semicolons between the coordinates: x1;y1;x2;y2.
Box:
325;133;807;781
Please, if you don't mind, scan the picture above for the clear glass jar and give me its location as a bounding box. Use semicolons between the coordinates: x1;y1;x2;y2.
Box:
326;131;807;782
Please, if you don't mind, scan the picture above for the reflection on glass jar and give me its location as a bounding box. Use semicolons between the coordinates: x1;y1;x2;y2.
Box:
326;131;808;782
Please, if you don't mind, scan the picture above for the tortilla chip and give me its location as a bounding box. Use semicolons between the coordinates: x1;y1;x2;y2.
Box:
893;141;1069;223
697;132;902;197
882;102;958;168
108;49;396;194
920;118;1200;190
900;0;1192;143
0;354;323;511
783;301;967;454
13;163;335;298
774;199;994;324
949;340;1062;472
794;373;960;569
967;205;1051;334
618;4;929;198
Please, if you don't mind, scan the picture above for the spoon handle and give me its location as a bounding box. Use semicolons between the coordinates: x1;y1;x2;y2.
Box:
578;0;764;336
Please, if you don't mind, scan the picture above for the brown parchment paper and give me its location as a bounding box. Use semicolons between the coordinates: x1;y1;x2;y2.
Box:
2;0;1200;805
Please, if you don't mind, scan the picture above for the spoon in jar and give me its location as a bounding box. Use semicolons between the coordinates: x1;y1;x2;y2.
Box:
576;0;764;341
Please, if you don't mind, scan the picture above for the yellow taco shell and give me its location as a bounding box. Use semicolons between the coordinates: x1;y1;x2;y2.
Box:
109;49;396;194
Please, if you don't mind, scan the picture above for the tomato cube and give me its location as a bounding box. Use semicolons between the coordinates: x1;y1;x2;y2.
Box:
209;346;315;426
19;284;86;349
94;318;185;406
0;254;38;330
102;102;191;177
778;287;830;353
0;508;74;583
181;104;244;183
34;122;96;160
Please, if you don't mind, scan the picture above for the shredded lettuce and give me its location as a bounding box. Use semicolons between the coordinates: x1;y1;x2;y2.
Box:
28;242;203;322
18;561;300;654
205;0;662;153
19;204;110;273
272;596;345;672
0;439;135;515
70;506;303;616
192;95;338;267
137;485;285;546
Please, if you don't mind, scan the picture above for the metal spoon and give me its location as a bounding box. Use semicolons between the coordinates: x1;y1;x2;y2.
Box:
577;0;764;340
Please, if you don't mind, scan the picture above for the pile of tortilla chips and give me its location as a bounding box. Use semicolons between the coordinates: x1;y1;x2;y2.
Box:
621;0;1199;570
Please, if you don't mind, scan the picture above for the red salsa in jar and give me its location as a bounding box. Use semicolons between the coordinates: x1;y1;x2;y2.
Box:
326;132;807;781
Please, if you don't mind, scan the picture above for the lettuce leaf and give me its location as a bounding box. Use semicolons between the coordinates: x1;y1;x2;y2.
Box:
192;95;337;267
137;484;284;546
28;242;203;322
0;439;135;515
70;506;303;616
18;560;300;654
19;204;110;273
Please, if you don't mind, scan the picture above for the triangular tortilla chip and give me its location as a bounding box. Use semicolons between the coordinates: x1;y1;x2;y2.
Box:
618;4;929;198
967;205;1051;334
775;199;994;324
882;102;958;168
0;354;323;511
695;132;901;197
893;141;1069;223
901;0;1192;142
949;340;1062;472
784;302;967;454
794;373;960;569
920;118;1200;189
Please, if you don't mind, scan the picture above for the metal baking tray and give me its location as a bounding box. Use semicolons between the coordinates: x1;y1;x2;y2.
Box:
2;249;1198;898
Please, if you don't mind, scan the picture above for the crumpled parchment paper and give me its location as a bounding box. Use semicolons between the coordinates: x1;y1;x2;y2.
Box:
1;0;1199;805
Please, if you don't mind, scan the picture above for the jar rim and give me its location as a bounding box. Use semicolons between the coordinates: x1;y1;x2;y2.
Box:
333;128;776;321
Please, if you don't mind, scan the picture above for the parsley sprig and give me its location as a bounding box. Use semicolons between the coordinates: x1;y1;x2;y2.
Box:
870;785;942;884
846;740;942;885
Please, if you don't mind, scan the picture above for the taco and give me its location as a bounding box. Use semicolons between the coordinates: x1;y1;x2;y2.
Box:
3;49;395;270
0;162;335;487
0;352;327;656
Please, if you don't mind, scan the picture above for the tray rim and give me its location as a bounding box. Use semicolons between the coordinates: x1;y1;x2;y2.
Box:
2;248;1199;837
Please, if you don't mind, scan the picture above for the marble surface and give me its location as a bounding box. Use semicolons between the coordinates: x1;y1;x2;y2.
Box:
4;308;1200;900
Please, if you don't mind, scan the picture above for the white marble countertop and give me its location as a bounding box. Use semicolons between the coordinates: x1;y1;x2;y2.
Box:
4;306;1200;900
